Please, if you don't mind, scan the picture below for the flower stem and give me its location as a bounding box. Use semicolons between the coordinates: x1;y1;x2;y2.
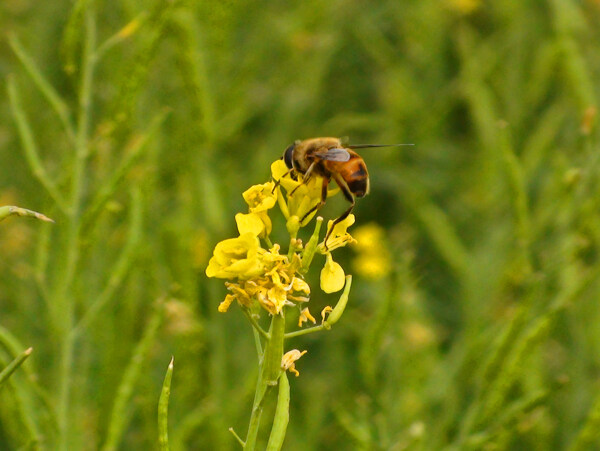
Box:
284;324;326;339
58;9;96;450
264;313;285;384
266;372;290;451
244;312;286;450
242;308;270;340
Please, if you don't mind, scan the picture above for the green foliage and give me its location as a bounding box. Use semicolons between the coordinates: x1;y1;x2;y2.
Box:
1;0;600;449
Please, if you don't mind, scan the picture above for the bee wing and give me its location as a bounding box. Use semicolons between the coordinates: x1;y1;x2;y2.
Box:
313;148;351;162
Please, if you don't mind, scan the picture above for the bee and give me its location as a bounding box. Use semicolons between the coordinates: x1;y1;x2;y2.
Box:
279;137;412;248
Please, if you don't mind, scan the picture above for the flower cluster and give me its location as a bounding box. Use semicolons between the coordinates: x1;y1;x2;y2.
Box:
215;243;310;315
206;159;356;318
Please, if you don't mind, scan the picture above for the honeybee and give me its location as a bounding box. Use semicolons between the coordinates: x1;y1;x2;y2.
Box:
279;137;411;248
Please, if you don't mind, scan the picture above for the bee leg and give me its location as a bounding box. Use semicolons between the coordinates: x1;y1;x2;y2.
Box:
272;168;294;193
299;175;329;224
290;161;317;196
323;173;355;250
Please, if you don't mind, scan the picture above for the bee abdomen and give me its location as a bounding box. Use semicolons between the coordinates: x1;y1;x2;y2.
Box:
348;178;369;197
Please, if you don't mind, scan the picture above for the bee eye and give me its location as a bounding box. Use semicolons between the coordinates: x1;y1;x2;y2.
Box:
283;143;295;169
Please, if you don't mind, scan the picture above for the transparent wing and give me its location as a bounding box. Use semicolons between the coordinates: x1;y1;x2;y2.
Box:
313;148;351;162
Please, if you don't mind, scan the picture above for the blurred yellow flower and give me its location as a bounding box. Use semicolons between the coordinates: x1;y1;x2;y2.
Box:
447;0;480;14
404;321;436;349
165;299;202;336
205;233;264;279
320;252;345;293
351;223;392;280
191;230;210;270
352;223;384;252
352;254;390;280
281;349;307;377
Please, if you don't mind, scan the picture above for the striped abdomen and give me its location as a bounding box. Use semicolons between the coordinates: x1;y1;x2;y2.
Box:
325;151;370;198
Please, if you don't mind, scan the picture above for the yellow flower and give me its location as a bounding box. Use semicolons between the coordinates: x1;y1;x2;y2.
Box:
205;233;264;279
226;280;264;309
319;214;356;252
352;254;390;280
298;307;316;327
259;284;289;314
216;244;310;315
281;349;308;377
242;182;277;213
352;223;384;252
320;253;345;293
291;277;310;296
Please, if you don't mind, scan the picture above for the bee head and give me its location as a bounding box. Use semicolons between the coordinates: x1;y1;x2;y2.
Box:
283;143;296;169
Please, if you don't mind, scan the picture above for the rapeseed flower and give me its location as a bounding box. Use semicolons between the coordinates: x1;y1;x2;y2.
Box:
205;155;368;449
205;233;264;280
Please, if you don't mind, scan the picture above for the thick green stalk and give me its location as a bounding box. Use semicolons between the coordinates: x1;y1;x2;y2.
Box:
263;313;285;385
266;372;290;451
244;312;286;450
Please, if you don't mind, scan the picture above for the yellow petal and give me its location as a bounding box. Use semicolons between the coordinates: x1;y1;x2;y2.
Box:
257;211;272;236
235;212;264;236
320;214;356;251
281;349;308;377
321;306;333;323
218;294;236;312
291;277;310;295
205;233;264;279
271;159;290;179
320;253;345;293
298;307;316;327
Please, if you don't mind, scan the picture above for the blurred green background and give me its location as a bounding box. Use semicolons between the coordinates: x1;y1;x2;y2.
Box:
2;0;600;449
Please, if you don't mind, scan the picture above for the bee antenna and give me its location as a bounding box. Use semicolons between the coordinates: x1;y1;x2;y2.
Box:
347;143;415;149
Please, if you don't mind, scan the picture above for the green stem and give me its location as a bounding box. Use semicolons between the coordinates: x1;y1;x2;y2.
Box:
158;357;174;451
242;308;270;340
244;312;286;450
0;347;33;387
57;8;96;451
284;324;326;339
263;312;285;385
266;372;290;451
300;216;323;274
0;206;53;223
